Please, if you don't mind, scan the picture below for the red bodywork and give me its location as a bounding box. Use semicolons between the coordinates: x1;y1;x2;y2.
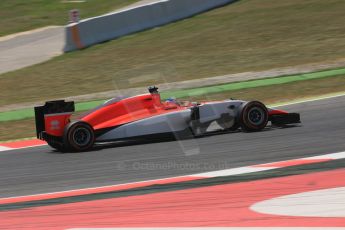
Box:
268;109;288;116
44;113;72;137
44;94;189;136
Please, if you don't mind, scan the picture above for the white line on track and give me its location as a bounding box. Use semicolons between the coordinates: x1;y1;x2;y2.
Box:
192;166;277;177
0;146;11;151
270;92;345;108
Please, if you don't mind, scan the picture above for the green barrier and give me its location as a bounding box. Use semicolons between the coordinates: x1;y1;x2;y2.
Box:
1;67;345;122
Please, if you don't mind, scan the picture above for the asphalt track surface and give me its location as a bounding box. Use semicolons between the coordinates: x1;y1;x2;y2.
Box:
0;96;344;198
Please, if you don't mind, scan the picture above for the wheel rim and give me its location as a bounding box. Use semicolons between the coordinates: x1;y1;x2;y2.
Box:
247;107;265;125
72;127;91;147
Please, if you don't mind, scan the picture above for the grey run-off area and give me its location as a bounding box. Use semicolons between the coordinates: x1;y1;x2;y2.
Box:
0;26;64;75
0;0;156;75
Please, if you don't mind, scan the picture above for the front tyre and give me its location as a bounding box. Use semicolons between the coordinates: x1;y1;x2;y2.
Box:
239;101;268;132
63;121;95;152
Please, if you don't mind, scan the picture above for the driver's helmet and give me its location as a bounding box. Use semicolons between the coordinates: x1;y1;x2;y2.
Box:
165;97;177;104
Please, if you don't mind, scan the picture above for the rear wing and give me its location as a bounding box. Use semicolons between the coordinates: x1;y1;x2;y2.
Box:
34;100;75;139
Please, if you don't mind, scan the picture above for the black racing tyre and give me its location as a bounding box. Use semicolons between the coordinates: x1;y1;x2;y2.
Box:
239;101;268;132
63;121;95;152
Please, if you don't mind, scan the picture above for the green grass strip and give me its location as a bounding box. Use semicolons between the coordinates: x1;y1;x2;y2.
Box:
161;68;345;98
1;67;345;122
0;100;107;122
75;100;106;111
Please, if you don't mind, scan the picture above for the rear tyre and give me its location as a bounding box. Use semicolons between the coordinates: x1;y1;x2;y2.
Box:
239;101;268;132
63;121;95;152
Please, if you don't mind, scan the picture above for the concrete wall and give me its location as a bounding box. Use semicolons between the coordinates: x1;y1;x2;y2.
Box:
64;0;235;52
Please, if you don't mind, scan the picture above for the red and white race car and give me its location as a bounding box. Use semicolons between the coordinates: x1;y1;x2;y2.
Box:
35;86;300;152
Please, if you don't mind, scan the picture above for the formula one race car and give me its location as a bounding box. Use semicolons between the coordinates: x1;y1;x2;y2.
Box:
35;86;300;152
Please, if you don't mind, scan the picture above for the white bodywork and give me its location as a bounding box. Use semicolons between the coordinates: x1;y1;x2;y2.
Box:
97;100;244;141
